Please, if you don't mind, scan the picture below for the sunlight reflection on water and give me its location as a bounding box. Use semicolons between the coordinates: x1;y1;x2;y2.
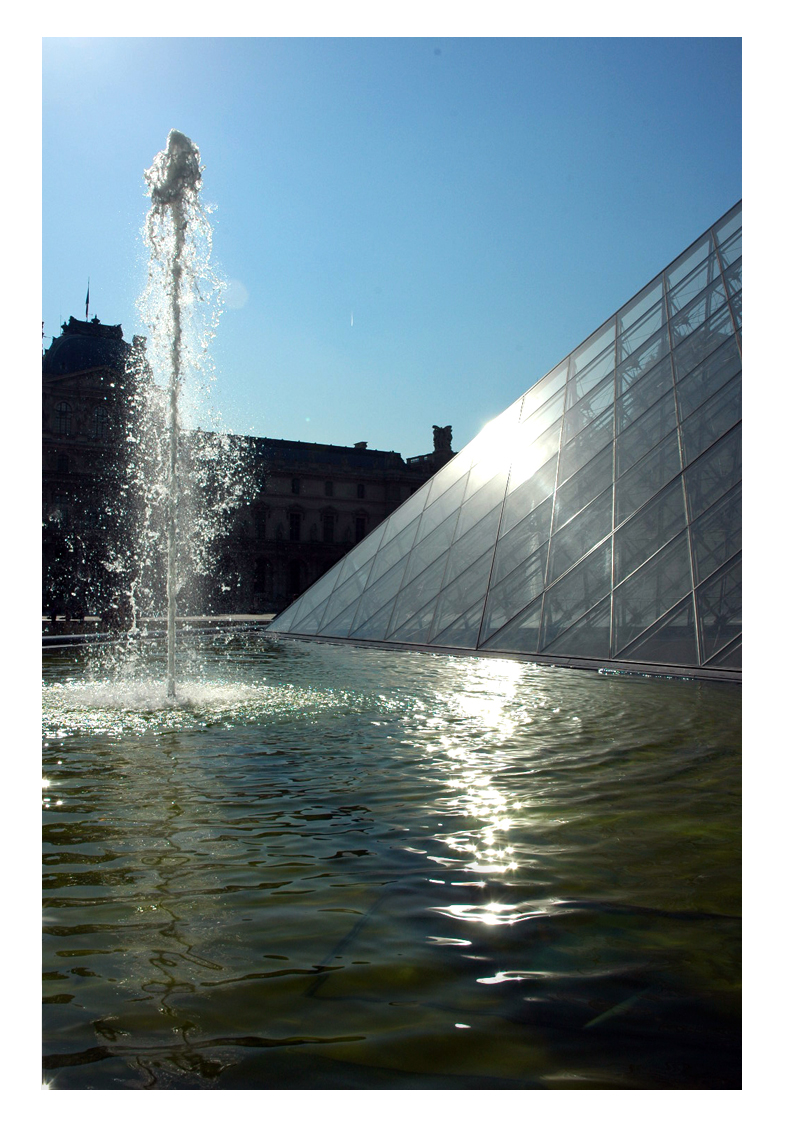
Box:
42;634;740;1090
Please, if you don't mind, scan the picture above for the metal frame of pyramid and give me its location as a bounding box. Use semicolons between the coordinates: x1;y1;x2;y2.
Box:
269;202;742;682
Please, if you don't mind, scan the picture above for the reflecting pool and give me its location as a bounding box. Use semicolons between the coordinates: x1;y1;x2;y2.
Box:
42;635;740;1089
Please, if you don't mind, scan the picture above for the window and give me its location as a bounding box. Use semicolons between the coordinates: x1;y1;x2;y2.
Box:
288;560;302;597
323;511;335;544
255;510;267;540
289;512;301;542
357;483;365;499
57;454;70;474
325;480;334;497
356;516;366;542
291;477;300;495
92;405;110;441
55;401;72;436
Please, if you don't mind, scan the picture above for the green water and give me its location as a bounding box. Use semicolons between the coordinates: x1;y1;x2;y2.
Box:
42;635;740;1089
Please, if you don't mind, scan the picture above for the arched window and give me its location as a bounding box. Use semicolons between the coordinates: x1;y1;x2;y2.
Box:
92;405;110;441
55;401;72;436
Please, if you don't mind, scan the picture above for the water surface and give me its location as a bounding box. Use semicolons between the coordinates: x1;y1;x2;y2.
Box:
42;635;741;1089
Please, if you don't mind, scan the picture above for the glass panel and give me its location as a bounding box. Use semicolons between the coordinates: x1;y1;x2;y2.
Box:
318;557;375;632
618;278;664;336
616;595;698;667
671;301;735;381
712;203;741;248
684;423;741;521
503;452;557;538
667;250;721;315
508;419;562;498
293;597;333;636
481;543;549;644
270;605;297;633
332;522;386;585
731;291;741;333
519;384;567;444
423;446;474;508
612;531;692;654
718;228;741;270
416;471;470;540
618;300;665;363
690;482;741;586
368;518;420;586
670;274;729;345
544;596;611;660
554;444;613;531
480;595;543;654
354;597;397;643
615;326;670;401
697;555;741;663
285;563;345;630
319;594;365;638
666;233;713;291
428;549;495;642
558;404;614;485
350;555;409;636
615;431;682;525
493;497;553;586
463;398;524;486
388;551;451;636
675;335;740;422
563;372;614;444
614;478;687;585
704;636;741;670
680;372;741;467
462;453;506;501
405;508;460;584
454;471;508;541
615;390;677;477
565;340;615;406
431;596;486;649
616;354;674;434
541;540;612;649
547;488;613;585
722;255;741;296
572;317;616;375
387;596;438;645
444;502;503;587
520;360;568;421
379;482;432;547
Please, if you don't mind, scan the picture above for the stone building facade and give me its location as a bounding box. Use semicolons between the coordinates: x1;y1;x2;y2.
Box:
42;316;454;618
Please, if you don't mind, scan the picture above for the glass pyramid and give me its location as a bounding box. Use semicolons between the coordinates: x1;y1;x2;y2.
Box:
270;202;741;681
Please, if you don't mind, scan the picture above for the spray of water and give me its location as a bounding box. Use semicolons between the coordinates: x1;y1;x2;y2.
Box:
87;130;255;699
143;131;204;696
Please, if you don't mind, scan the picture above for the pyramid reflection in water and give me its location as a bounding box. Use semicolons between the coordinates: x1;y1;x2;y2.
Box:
270;203;741;680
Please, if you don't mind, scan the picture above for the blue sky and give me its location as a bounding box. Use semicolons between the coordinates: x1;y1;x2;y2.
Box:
42;37;741;459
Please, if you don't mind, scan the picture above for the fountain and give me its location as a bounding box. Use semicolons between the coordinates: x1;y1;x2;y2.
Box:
81;130;252;699
41;136;741;1091
143;130;211;697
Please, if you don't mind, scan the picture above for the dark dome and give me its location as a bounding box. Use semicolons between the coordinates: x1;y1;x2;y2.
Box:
42;316;132;378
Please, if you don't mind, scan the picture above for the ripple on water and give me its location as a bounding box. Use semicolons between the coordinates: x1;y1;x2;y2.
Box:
41;675;372;740
42;636;740;1089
